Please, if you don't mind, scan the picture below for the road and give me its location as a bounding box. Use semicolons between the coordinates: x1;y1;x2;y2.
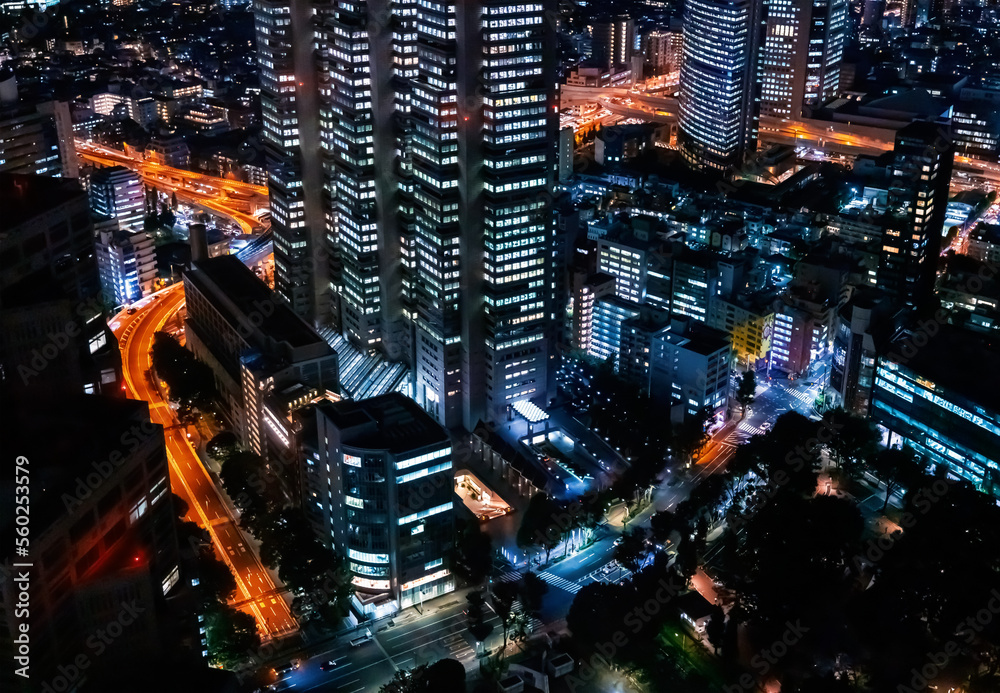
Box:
76;140;268;233
262;595;502;692
112;285;297;640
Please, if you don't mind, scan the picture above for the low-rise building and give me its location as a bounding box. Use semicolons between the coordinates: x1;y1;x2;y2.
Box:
872;326;1000;497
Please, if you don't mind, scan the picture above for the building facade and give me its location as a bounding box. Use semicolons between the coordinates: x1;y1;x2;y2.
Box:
678;0;763;171
309;393;455;617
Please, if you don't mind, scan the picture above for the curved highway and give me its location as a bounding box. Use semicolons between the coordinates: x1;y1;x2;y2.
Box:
112;285;297;640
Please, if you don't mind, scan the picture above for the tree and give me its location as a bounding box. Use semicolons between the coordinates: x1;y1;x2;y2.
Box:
566;581;630;652
650;510;679;546
705;605;726;654
205;605;260;669
672;408;711;462
466;590;494;650
516;493;563;564
868;446;925;513
519;571;548;612
736;370;757;418
194;548;237;607
453;519;493;585
150;331;216;412
613;527;647;575
822;408;879;479
379;659;466;693
207;431;240;462
491;580;528;659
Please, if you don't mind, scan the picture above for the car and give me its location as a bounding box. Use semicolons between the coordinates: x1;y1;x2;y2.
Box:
273;661;298;676
760;421;772;431
269;682;294;692
320;659;339;671
126;307;137;315
350;630;373;647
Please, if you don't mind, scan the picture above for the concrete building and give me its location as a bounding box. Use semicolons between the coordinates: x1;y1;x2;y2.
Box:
182;256;339;442
89;165;146;231
0;69;77;178
94;224;157;307
309;393;455;618
0;174;120;396
872;326;1000;497
0;394;182;689
649;317;732;422
144;134;190;168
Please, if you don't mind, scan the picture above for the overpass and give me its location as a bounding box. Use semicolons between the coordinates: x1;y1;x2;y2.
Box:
558;86;1000;187
75;140;269;234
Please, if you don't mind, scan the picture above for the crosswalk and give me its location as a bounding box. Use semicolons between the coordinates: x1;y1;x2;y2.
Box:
496;569;521;584
782;386;816;407
495;567;583;594
538;571;583;594
512;600;545;633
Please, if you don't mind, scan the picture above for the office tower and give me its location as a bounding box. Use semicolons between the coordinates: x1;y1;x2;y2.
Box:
0;393;181;688
649;317;732;421
829;289;892;415
253;0;327;322
0;68;78;178
678;0;763;172
758;0;848;119
89;165;146;231
590;15;636;69
182;256;339;445
254;0;557;430
309;393;455;617
878;120;954;309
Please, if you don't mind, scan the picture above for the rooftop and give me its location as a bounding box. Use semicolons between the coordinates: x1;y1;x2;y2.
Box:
0;173;88;229
185;255;325;349
318;392;449;454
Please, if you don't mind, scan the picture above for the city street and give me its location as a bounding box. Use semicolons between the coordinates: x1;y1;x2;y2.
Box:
112;286;297;640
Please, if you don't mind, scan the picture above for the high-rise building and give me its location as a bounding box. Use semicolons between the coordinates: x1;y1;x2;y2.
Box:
590;15;636;69
878;120;954;309
182;256;339;440
95;223;158;307
678;0;763;172
255;0;557;430
253;0;327;322
0;68;77;178
872;326;1000;497
89;166;146;231
644;23;684;76
308;393;455;618
758;0;848;119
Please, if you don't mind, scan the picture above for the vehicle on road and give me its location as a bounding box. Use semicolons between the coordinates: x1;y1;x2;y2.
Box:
273;661;298;676
320;659;339;671
350;630;373;647
127;307;137;314
269;681;294;692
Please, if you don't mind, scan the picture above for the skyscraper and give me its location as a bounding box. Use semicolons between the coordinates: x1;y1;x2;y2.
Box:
253;0;327;322
254;0;557;429
89;165;146;231
878;120;954;309
678;0;763;172
758;0;848;119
